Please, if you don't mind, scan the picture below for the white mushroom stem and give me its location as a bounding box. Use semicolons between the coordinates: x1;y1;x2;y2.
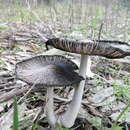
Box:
85;56;94;78
46;87;56;128
59;54;89;128
70;54;94;78
43;49;92;127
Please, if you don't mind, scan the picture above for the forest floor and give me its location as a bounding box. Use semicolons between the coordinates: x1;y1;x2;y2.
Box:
0;21;130;130
0;1;130;130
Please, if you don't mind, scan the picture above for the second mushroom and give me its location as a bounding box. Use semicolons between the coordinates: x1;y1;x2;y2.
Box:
15;55;84;129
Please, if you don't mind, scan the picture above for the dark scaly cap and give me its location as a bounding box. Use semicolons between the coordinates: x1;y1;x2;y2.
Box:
15;55;83;87
45;38;130;59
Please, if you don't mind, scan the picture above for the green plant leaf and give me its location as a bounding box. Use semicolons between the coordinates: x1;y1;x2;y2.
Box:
110;102;130;130
95;8;100;17
55;123;71;130
0;24;9;30
0;59;6;65
90;7;100;29
90;17;97;29
13;96;19;130
31;123;38;130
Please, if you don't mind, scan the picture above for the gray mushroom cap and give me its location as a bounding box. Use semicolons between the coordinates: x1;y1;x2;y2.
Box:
45;38;130;59
15;55;84;87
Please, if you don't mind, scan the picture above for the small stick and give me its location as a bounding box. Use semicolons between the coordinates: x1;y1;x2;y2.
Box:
98;23;104;40
33;107;45;123
0;87;29;103
17;82;36;104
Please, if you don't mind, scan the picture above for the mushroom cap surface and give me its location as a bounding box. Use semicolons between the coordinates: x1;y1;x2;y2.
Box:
15;55;83;87
45;38;130;59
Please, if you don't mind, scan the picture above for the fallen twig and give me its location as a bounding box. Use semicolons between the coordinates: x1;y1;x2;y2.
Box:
0;87;29;103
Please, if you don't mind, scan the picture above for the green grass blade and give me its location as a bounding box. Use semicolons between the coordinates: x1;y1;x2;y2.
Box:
13;96;19;130
110;102;130;130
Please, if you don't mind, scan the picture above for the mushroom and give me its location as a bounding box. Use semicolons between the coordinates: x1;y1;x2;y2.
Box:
45;38;130;127
15;55;84;128
45;38;130;59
